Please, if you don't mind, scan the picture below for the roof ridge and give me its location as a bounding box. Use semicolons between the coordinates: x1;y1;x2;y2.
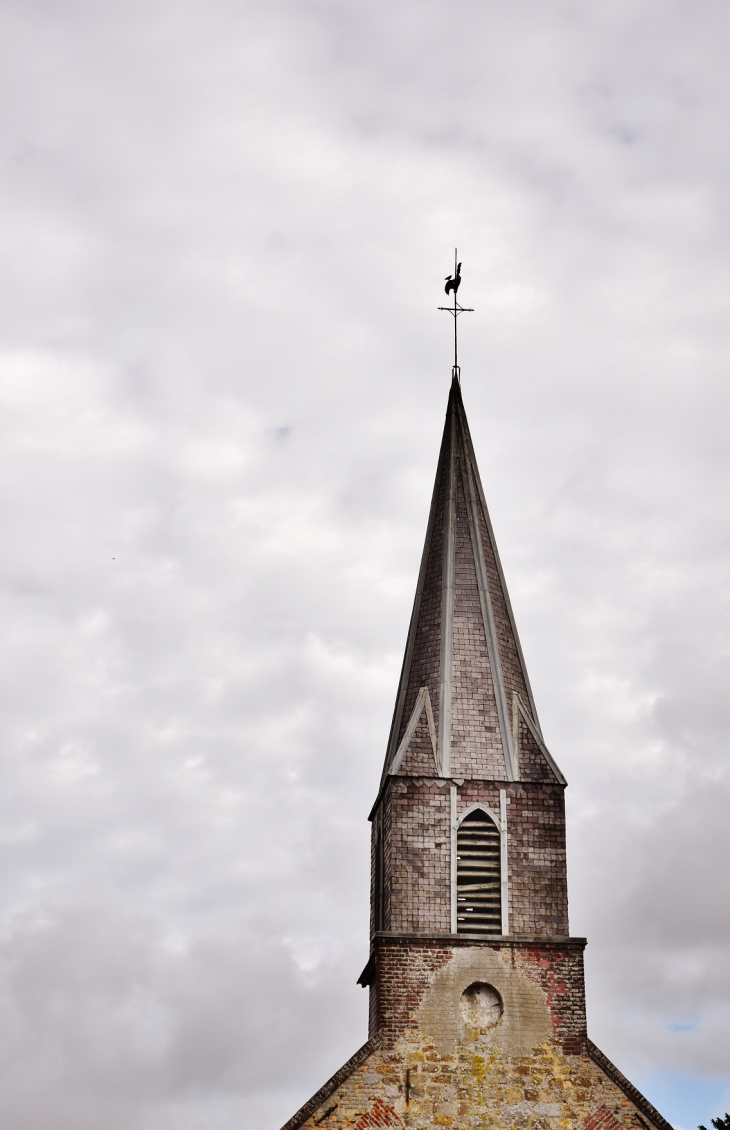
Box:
278;1036;381;1130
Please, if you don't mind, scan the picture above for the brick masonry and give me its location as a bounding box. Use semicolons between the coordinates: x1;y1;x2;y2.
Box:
368;936;587;1053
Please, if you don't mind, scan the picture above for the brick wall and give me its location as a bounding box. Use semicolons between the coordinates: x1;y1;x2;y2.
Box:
371;937;454;1046
370;935;586;1054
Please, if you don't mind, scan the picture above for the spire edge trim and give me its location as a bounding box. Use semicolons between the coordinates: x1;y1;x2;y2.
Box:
437;407;457;777
389;686;441;777
458;398;543;734
513;692;567;785
460;422;518;781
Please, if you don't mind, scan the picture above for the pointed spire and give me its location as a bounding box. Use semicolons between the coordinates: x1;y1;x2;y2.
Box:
381;377;564;786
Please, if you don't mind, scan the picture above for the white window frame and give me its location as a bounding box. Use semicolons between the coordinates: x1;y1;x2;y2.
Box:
450;789;509;936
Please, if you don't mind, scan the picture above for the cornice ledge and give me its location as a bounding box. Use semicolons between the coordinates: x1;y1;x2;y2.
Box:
371;931;587;947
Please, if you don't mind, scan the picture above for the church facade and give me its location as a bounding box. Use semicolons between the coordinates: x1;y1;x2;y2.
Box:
280;378;671;1130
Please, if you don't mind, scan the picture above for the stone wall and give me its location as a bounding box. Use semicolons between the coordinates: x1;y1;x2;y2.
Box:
282;939;665;1130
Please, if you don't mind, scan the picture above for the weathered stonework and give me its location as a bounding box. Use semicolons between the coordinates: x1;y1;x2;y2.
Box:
279;377;670;1130
283;937;671;1130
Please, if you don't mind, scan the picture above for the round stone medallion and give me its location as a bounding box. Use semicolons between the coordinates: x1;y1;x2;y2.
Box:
459;982;503;1029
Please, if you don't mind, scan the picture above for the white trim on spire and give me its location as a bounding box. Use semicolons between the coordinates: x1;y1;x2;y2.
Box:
461;445;519;781
423;686;438;767
457;800;502;827
500;789;510;935
450;796;510;936
438;408;457;777
388;686;441;777
459;406;543;735
450;785;458;932
512;692;567;785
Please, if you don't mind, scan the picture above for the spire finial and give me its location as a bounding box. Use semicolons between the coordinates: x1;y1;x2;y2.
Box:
438;248;474;381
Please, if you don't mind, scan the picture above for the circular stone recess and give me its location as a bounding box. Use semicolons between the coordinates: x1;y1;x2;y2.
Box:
459;982;504;1029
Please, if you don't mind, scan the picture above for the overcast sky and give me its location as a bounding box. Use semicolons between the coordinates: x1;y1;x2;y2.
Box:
1;1;730;1127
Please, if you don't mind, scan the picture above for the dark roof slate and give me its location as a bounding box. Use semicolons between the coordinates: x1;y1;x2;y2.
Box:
381;377;564;786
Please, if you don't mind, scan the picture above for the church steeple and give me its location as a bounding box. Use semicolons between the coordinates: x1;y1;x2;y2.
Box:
280;367;673;1130
382;375;565;788
369;377;569;943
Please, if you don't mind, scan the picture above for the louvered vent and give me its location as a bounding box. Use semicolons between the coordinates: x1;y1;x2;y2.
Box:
456;808;501;934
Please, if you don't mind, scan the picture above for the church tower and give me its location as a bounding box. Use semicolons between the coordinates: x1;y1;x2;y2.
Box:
280;377;671;1130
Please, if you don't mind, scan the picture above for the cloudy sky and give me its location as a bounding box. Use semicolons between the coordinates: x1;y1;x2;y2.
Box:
1;1;730;1127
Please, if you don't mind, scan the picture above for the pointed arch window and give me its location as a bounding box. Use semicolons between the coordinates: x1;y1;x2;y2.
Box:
456;808;502;934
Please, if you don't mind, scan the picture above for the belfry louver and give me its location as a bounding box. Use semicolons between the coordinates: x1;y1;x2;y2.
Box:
456;808;502;934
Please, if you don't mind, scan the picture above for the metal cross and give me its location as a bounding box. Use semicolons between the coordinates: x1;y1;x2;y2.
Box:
438;248;474;380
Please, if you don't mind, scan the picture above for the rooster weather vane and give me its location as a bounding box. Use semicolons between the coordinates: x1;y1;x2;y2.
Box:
438;249;473;380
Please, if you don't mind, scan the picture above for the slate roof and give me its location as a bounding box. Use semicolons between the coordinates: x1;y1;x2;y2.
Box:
381;376;564;786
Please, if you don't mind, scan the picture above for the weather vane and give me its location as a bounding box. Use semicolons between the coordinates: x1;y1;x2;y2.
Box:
438;248;473;381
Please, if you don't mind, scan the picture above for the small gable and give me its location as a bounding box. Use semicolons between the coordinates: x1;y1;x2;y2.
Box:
513;694;566;785
397;710;439;775
389;686;440;777
516;712;553;782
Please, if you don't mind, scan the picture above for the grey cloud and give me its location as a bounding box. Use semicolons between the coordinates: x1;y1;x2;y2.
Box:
0;906;363;1129
0;0;730;1125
